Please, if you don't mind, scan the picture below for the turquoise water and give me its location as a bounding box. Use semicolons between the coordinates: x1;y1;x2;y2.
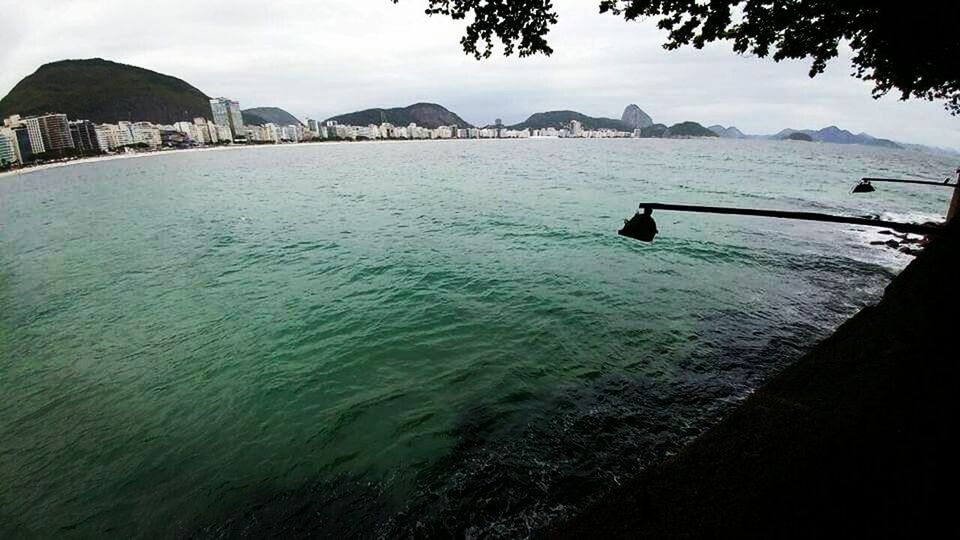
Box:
0;139;954;537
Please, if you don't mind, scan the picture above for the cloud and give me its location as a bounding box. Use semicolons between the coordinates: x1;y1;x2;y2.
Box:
1;0;957;148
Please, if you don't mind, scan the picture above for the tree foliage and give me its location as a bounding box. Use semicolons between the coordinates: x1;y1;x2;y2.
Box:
391;0;558;58
398;1;960;114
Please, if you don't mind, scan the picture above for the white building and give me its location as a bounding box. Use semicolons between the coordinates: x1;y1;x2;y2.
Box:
134;123;162;148
0;129;19;166
281;124;304;142
95;124;120;150
570;120;583;137
210;97;244;139
3;114;22;128
355;125;379;140
20;117;46;154
116;122;137;147
174;121;204;144
194;117;219;144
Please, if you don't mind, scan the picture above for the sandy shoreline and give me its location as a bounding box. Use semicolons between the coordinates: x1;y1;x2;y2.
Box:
0;138;460;180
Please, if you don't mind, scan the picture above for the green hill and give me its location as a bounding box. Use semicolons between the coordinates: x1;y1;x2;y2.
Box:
0;58;212;124
638;121;718;139
784;132;814;141
639;123;669;138
325;103;472;129
510;110;631;131
242;107;301;126
664;121;718;138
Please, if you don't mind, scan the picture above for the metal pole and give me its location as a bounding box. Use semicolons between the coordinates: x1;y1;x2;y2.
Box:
637;203;944;236
861;177;958;188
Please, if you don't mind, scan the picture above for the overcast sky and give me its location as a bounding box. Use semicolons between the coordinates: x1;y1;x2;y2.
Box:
3;0;958;148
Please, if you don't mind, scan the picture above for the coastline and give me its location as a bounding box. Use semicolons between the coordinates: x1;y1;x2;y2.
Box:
0;138;469;180
0;141;327;180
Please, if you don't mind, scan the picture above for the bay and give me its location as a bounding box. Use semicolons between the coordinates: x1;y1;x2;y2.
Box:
0;138;953;537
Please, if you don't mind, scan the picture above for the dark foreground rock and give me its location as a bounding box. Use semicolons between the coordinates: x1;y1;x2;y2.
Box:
554;221;959;539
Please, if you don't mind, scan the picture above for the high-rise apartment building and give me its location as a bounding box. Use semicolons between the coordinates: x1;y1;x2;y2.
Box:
95;124;122;151
23;114;75;156
69;120;101;154
0;129;18;166
12;127;33;163
210;98;244;139
20;117;46;155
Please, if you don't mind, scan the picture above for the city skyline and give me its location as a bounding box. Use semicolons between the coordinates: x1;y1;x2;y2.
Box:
0;97;648;171
3;0;958;149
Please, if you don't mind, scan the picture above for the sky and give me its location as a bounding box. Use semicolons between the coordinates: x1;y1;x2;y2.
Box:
2;0;958;149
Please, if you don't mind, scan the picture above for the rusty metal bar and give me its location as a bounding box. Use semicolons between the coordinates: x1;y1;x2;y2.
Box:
861;177;956;188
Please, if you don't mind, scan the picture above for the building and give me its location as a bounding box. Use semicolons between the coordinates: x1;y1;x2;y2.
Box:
160;129;191;148
570;120;583;137
214;124;232;142
12;127;33;163
20;117;46;155
210;97;244;140
37;114;75;155
0;129;18;166
69;120;101;155
116;122;137;147
280;124;304;142
3;114;23;128
174;121;203;144
193;117;220;144
95;124;122;151
132;122;162;149
0;124;34;163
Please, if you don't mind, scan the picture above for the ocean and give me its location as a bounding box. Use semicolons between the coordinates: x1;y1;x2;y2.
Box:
0;138;954;537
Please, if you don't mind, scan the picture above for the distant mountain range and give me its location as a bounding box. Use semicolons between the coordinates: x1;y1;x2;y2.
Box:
2;58;955;155
708;125;747;139
773;126;901;148
0;58;212;124
325;103;472;129
242;107;302;126
707;124;905;148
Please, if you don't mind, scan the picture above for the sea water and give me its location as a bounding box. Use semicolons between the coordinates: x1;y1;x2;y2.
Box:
0;138;954;537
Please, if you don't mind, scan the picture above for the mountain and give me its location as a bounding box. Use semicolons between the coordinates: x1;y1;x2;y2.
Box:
325;103;472;129
708;125;747;139
621;104;654;129
510;110;630;131
772;126;901;148
0;58;212;124
638;121;718;138
639;123;669;138
667;121;718;138
784;132;813;141
242;107;301;126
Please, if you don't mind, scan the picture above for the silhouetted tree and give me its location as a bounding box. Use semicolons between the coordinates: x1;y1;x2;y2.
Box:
394;1;960;114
